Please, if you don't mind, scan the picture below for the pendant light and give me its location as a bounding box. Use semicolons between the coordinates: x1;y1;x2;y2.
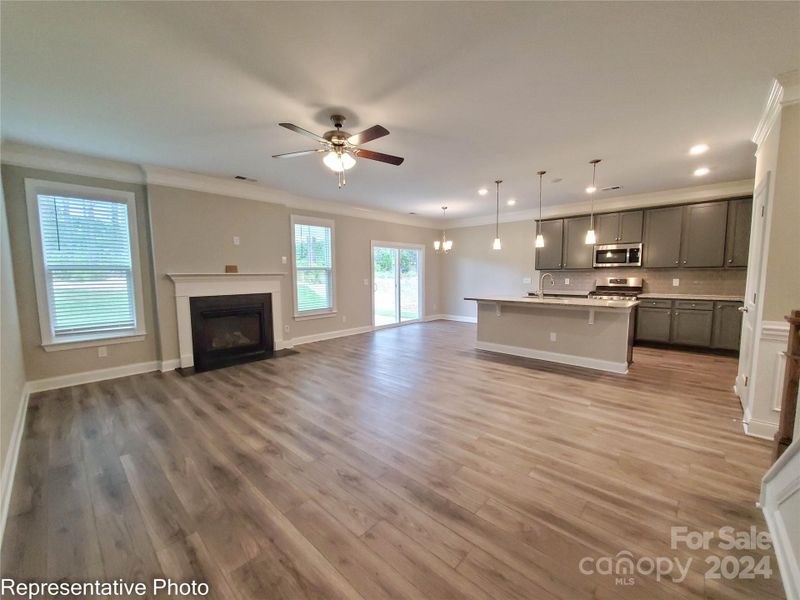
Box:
492;179;502;250
585;159;601;245
434;206;453;254
535;170;546;248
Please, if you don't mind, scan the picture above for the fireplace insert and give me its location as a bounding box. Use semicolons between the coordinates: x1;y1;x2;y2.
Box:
189;293;273;372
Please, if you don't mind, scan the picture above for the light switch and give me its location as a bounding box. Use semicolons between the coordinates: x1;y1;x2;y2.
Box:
281;256;287;264
522;277;531;284
363;278;369;286
564;278;570;285
549;332;557;342
98;346;108;358
672;278;680;287
233;236;240;246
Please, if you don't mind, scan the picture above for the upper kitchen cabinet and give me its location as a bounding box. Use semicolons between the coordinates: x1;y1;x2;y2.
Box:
643;206;683;267
725;197;752;267
535;219;564;270
680;201;727;267
562;216;593;269
595;211;643;244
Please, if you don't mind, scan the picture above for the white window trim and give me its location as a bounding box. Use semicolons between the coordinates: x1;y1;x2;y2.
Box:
25;178;147;351
290;214;337;319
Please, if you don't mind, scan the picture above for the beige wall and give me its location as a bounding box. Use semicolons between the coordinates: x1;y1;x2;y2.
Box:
1;178;27;476
440;221;537;318
762;103;800;321
148;185;442;360
1;165;160;380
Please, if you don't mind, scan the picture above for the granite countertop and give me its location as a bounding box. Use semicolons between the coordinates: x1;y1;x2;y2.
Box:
530;289;593;297
638;293;744;301
465;295;638;309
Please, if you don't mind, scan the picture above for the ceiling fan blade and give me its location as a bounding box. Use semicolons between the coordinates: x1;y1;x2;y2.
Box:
347;125;390;146
278;122;327;143
355;148;404;166
271;149;325;159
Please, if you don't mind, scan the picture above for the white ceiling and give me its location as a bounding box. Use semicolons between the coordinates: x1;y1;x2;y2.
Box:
2;2;798;219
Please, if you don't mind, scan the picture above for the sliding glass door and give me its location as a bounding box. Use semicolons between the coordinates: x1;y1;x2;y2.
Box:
372;243;423;326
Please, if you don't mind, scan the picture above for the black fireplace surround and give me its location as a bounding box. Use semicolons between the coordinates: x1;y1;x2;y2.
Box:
189;293;274;372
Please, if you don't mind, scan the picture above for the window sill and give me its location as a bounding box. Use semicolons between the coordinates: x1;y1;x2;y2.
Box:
43;331;146;352
294;311;338;321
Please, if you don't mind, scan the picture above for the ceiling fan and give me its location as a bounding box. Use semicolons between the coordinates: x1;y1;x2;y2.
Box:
272;114;404;188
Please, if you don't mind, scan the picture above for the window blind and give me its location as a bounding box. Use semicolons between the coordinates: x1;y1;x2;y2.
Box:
294;222;333;313
37;194;137;336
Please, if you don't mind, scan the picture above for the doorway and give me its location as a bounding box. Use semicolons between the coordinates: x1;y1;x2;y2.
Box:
372;242;424;327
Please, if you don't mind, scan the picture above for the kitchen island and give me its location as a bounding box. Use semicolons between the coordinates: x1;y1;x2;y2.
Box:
464;295;639;373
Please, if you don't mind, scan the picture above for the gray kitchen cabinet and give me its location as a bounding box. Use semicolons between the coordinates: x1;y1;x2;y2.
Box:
680;201;727;267
562;215;593;269
636;307;673;343
725;198;752;267
643;206;683;267
535;219;564;270
670;308;714;347
712;301;744;350
594;210;643;244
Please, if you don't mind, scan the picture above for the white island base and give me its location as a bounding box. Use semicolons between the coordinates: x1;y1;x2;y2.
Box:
465;296;639;374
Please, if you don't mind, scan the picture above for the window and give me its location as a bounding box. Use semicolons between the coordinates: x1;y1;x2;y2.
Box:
291;215;335;317
25;179;146;350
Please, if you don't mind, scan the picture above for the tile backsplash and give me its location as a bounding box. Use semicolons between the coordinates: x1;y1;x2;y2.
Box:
541;268;746;296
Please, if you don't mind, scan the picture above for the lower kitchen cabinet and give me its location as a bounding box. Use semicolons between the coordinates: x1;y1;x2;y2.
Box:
671;308;713;347
636;307;672;342
635;298;742;351
711;301;744;350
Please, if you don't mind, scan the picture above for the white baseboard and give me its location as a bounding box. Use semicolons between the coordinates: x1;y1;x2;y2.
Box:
743;416;778;440
475;340;629;374
160;358;181;372
26;360;161;393
291;325;375;347
0;383;31;548
439;314;478;324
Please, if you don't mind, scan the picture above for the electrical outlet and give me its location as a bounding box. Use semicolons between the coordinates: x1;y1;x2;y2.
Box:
549;332;557;342
564;278;570;285
283;324;290;333
98;346;108;358
233;236;240;246
342;315;347;323
363;278;369;286
522;277;531;284
672;278;680;287
433;303;437;310
281;256;287;264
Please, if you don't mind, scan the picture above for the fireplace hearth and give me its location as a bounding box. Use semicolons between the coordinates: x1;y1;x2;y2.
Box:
189;293;274;372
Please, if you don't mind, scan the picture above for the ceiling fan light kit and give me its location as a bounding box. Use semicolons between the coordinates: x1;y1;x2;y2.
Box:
273;114;404;188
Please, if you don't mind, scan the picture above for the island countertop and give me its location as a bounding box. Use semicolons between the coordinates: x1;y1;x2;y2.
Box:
464;295;639;309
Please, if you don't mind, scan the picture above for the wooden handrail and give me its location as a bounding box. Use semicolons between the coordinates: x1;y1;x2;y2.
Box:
773;309;800;461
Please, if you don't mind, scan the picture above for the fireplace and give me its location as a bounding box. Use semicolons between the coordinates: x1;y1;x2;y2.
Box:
189;293;274;372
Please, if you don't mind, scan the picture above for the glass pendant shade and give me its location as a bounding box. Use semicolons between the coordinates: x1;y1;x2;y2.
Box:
323;151;356;172
585;229;597;245
585;159;601;245
492;237;502;250
535;171;546;249
535;233;545;248
444;239;453;251
434;240;441;251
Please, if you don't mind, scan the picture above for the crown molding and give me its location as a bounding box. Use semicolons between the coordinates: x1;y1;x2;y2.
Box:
142;165;438;228
751;73;799;148
778;69;800;106
0;140;145;184
444;179;754;229
0;141;438;228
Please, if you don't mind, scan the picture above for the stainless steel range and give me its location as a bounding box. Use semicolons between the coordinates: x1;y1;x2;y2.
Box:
588;277;643;300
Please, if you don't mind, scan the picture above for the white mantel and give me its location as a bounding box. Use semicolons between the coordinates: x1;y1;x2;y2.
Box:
167;272;288;368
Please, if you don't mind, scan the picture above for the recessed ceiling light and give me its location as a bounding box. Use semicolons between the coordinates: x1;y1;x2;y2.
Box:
694;167;710;176
585;186;597;194
689;144;709;156
478;188;488;196
507;198;516;206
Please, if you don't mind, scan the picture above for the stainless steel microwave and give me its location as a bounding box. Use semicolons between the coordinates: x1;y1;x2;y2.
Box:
593;243;642;267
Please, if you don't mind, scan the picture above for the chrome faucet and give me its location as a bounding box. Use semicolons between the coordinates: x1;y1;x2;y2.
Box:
538;272;555;299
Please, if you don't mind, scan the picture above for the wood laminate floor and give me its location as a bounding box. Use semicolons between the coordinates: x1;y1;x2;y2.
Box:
2;321;784;599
